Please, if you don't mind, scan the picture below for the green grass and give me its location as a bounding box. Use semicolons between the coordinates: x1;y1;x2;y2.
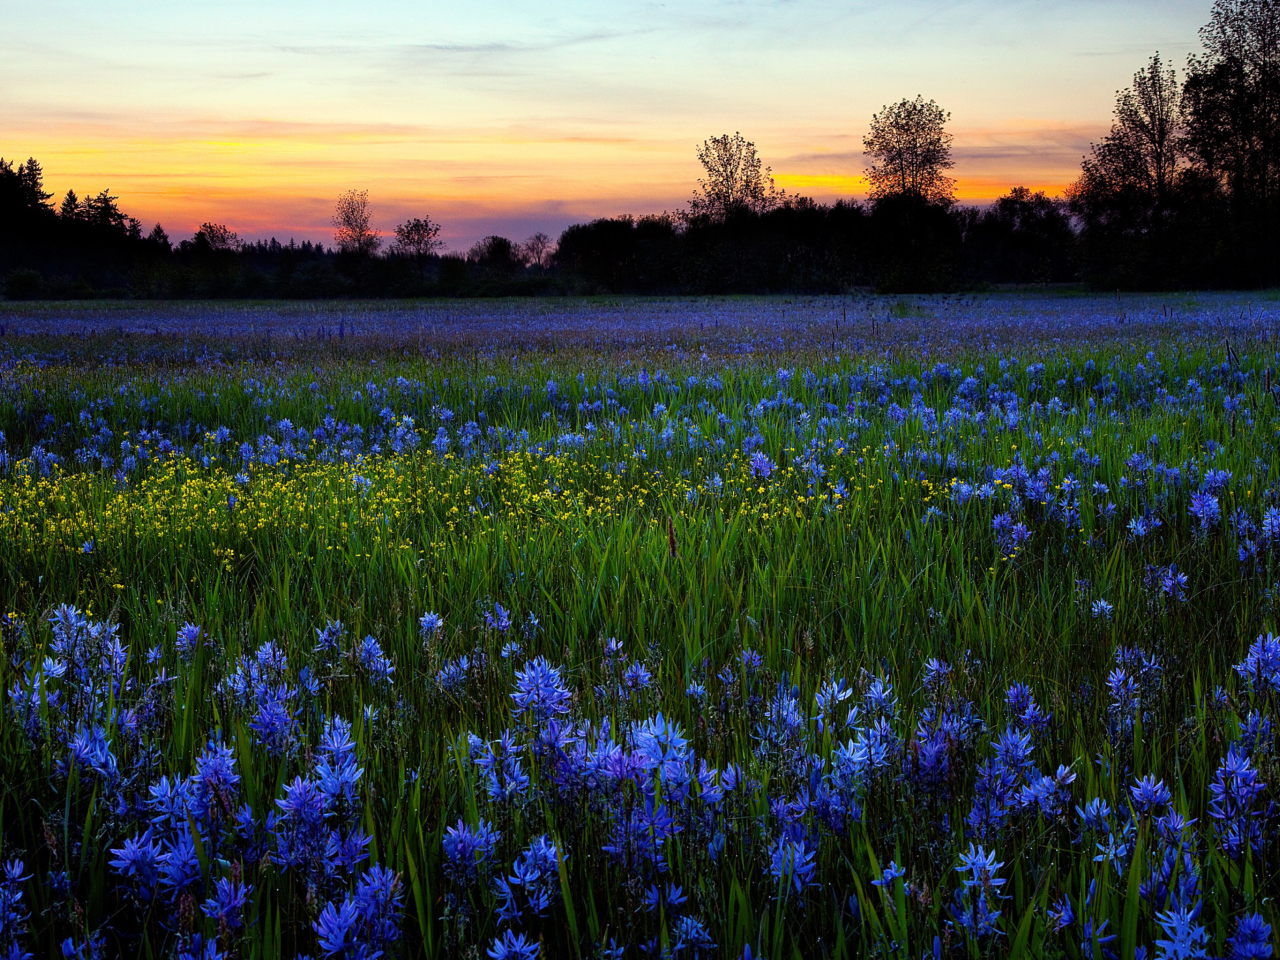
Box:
0;323;1277;958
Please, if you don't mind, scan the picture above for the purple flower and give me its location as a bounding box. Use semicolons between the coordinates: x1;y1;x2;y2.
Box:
749;451;775;479
356;636;394;684
1130;774;1172;815
1236;634;1280;696
109;832;161;902
1190;491;1220;531
313;897;360;957
1161;564;1189;602
1155;901;1208;959
485;603;513;634
353;864;403;949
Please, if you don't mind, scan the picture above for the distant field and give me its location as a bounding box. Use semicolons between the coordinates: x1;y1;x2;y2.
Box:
0;294;1278;959
1;290;1277;356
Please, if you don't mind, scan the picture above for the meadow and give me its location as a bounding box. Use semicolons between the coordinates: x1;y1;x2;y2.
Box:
1;292;1279;959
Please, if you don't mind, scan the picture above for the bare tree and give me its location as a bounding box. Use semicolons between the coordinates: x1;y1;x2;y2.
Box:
863;96;956;205
393;216;443;281
333;189;381;257
688;132;782;221
520;232;554;269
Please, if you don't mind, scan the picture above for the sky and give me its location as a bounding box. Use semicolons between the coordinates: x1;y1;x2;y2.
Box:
1;0;1214;250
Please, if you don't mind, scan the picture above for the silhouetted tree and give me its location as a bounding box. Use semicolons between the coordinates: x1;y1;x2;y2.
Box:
0;157;54;228
688;133;782;221
1183;0;1280;203
196;223;240;252
59;190;80;220
12;158;53;212
863;97;955;205
467;236;520;279
1069;54;1185;285
392;216;442;281
333;190;381;257
556;215;680;293
80;191;139;237
1071;55;1182;222
1180;0;1280;283
146;224;171;251
520;232;554;269
965;187;1077;284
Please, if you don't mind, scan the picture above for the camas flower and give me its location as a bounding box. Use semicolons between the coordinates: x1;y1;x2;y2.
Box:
175;623;204;662
1155;901;1208;959
872;861;906;888
201;876;251;931
768;837;817;895
511;657;571;722
356;636;394;684
1227;913;1273;959
487;930;540;960
441;819;499;886
1131;775;1173;816
418;611;443;638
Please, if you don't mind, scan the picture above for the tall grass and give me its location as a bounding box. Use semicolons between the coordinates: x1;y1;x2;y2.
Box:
0;312;1277;958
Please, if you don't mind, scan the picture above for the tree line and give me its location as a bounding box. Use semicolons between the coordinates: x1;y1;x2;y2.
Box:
2;0;1278;299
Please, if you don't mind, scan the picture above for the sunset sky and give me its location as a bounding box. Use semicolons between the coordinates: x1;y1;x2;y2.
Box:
2;0;1212;250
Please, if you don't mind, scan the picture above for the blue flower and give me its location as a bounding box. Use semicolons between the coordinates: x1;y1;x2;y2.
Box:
1228;913;1273;959
1236;634;1280;696
485;603;513;634
418;611;443;638
1131;774;1173;816
511;657;571;721
201;876;251;931
174;623;204;661
313;897;360;958
768;837;817;895
487;930;540;960
315;620;345;655
441;818;500;886
109;832;161;902
353;864;403;948
1155;901;1208;959
0;859;31;960
356;635;394;684
872;861;906;888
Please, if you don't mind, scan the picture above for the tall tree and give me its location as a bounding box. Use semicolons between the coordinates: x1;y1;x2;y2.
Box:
688;133;782;221
1183;0;1280;203
333;190;381;258
392;216;442;281
16;158;53;212
1070;54;1183;225
58;189;80;220
863;96;955;206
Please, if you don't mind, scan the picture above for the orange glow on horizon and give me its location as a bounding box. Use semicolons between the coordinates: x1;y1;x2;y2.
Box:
7;117;1090;248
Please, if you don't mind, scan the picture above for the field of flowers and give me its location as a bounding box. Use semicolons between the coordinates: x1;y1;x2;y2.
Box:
1;292;1280;959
